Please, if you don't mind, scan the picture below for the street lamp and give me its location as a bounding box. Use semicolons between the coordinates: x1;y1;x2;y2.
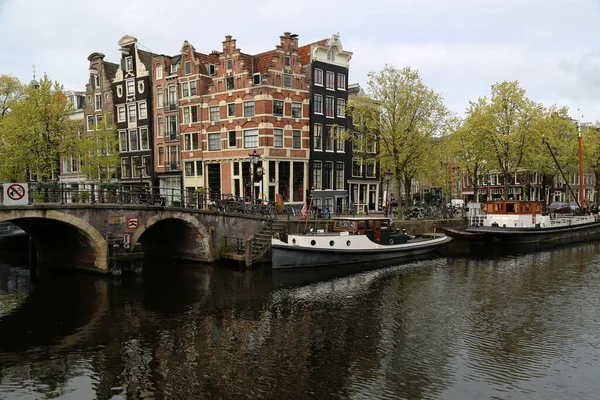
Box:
384;170;392;217
248;150;261;203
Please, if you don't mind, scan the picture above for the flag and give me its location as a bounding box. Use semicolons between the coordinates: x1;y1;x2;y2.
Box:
301;202;307;218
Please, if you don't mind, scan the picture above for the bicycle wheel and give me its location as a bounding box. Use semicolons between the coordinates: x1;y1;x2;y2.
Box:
225;202;237;213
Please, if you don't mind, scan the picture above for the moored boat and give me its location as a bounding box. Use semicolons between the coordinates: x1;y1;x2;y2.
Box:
271;216;451;269
444;200;600;245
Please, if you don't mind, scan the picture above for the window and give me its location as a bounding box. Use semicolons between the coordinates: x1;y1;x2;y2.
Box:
125;56;133;71
128;104;136;123
226;58;233;70
314;68;323;85
192;131;198;149
227;103;236;117
283;74;292;88
285;56;291;67
314;94;323;114
137;81;144;94
313;161;322;190
337;98;345;117
325;126;334;151
196;161;203;175
325;96;335;118
95;94;102;110
105;113;113;128
208;132;221;150
183;107;190;124
184;61;191;75
92;74;100;88
129;129;139;151
117;106;126;122
119;131;128;152
366;160;376;177
87;115;95;131
121;158;130;178
244;101;255;117
116;86;123;98
336;132;344;152
140;128;149;150
292;102;302;118
185;161;194;176
156;88;163;107
313;124;322;151
184;133;193;151
167;86;177;108
138;102;147;119
182;82;189;98
327;49;335;62
126;80;135;96
166;115;178;139
325;71;334;89
156;64;163;80
190;81;197;96
209;64;215;75
292;130;301;149
253;73;261;85
170;63;178;74
273;100;284;117
274;128;283;148
337;73;346;90
190;106;198;123
244;129;258;148
228;131;236;148
335;162;344;189
131;156;140;177
95;114;103;129
323;162;333;190
353;159;362;176
157;117;164;137
226;77;234;91
209;106;220;121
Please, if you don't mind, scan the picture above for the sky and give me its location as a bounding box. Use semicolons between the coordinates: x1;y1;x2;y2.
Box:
1;0;600;121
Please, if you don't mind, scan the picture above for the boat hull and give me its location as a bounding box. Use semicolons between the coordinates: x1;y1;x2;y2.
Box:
462;220;600;245
272;234;451;269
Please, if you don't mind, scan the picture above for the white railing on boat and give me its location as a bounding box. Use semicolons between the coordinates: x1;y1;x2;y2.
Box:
468;214;600;228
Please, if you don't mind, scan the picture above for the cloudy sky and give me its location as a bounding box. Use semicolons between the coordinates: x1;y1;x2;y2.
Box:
1;0;599;121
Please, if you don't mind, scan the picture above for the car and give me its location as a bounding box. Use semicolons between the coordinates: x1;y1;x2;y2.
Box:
547;201;571;213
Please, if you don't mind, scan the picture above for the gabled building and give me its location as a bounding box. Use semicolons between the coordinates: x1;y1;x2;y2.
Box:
302;34;355;213
112;35;154;188
59;90;86;184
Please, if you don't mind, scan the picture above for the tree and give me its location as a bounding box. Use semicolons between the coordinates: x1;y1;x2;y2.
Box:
465;81;544;200
344;65;452;206
0;74;24;118
0;74;79;182
79;117;120;183
581;123;600;204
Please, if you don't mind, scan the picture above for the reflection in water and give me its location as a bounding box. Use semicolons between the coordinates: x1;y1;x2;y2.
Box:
1;243;600;399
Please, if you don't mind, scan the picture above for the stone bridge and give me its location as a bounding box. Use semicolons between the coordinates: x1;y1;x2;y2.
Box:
0;204;268;274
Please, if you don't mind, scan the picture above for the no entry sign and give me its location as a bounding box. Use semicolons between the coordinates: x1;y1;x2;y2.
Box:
3;183;29;205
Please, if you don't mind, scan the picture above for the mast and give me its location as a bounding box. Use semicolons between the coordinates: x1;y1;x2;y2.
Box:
543;136;580;211
578;110;585;212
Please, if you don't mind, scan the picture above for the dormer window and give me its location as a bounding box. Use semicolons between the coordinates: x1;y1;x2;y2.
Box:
92;74;100;88
125;56;133;71
327;49;335;62
184;61;192;75
170;63;178;74
156;64;163;80
226;58;233;70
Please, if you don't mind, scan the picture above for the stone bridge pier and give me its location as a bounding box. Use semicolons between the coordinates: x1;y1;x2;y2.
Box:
0;205;265;274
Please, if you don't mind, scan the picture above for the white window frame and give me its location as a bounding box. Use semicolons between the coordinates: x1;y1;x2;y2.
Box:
117;106;126;122
156;64;163;80
244;101;255;117
227;103;236;117
325;71;335;90
126;79;135;96
208;132;221;151
314;68;323;86
209;106;220;122
157;116;164;137
274;128;283;148
128;104;136;123
243;129;258;148
314;94;323;114
337;73;346;90
94;94;102;111
283;73;292;88
156;88;163;108
138;102;147;119
184;61;192;75
87;115;95;131
292;102;302;119
140;128;149;150
129;129;139;151
125;56;133;71
336;98;345;118
313;123;322;151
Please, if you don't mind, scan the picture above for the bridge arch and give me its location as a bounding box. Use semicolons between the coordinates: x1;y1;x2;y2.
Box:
132;212;213;262
0;210;108;271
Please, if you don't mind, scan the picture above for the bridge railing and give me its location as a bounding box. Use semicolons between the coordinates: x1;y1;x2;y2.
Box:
0;183;274;215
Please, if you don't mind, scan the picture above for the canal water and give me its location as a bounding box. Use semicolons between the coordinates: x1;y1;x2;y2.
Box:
1;242;600;399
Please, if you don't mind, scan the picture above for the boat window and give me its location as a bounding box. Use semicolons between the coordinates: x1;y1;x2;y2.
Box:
329;240;335;246
346;240;351;246
292;239;296;245
506;203;515;213
310;240;316;246
358;221;366;230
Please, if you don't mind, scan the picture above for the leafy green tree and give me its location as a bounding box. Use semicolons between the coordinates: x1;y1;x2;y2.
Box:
581;123;600;204
0;74;79;182
464;80;544;200
0;74;24;118
344;65;452;205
